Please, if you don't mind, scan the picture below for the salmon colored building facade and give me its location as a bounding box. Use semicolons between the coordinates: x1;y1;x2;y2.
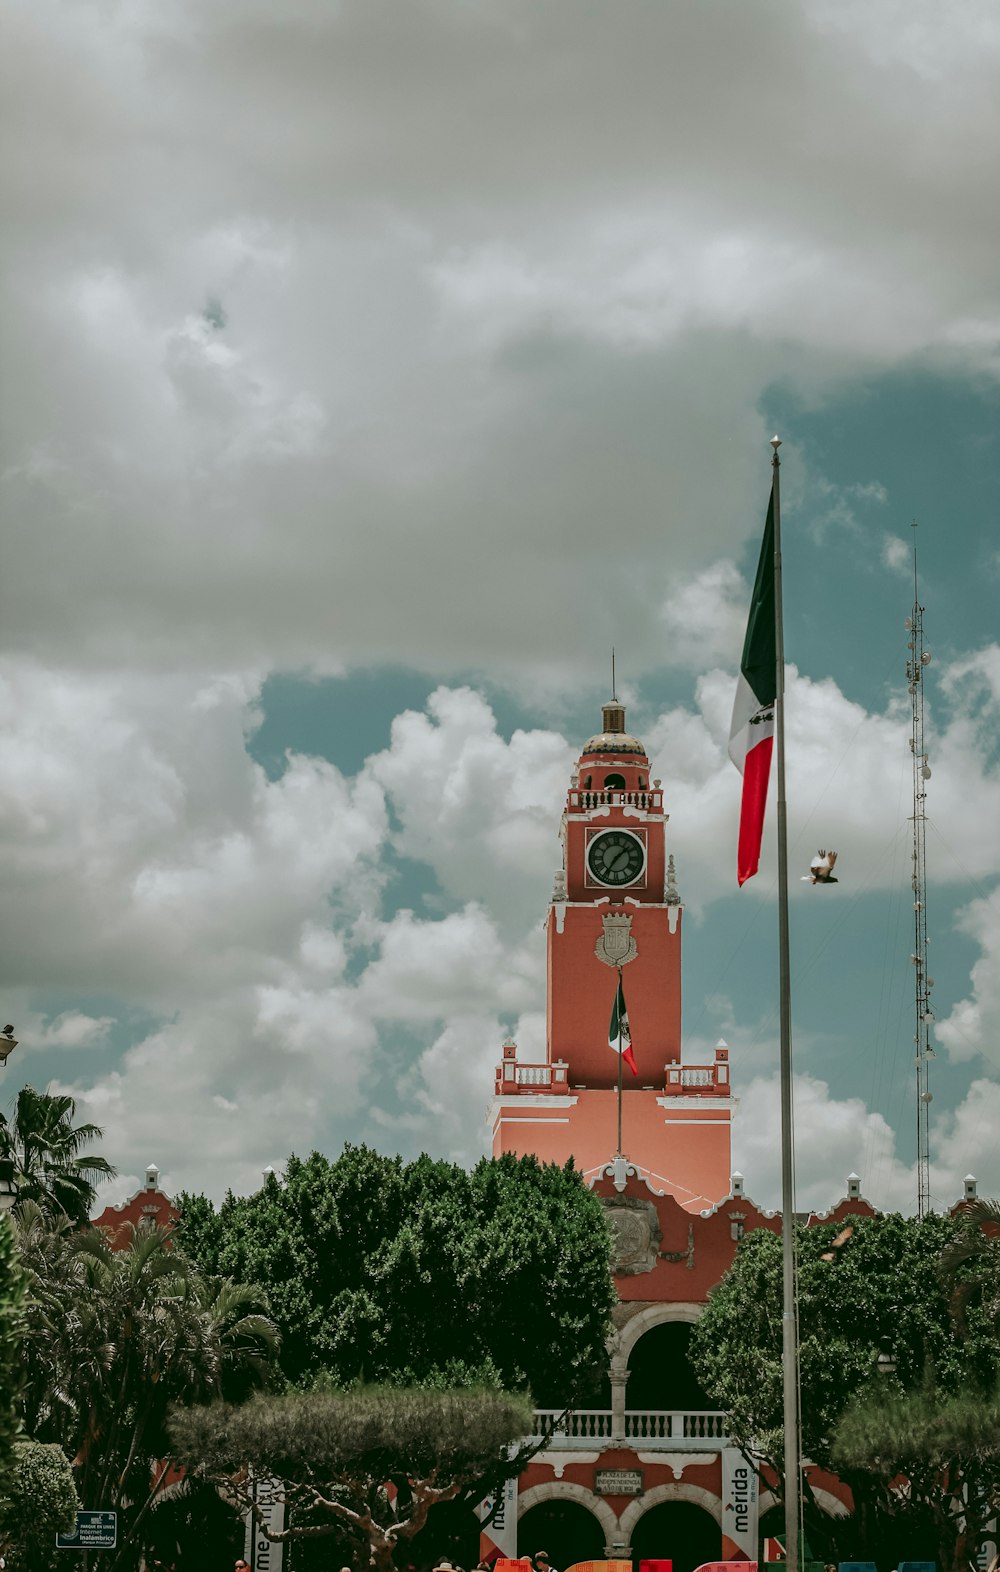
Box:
92;1163;178;1247
489;703;872;1571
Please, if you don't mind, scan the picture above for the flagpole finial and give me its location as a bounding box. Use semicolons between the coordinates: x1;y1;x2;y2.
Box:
770;434;782;451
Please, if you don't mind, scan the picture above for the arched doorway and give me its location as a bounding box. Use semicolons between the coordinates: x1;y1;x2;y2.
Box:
630;1501;718;1572
518;1499;606;1569
625;1322;716;1412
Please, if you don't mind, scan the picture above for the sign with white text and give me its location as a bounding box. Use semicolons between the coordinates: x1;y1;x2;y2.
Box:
56;1511;117;1549
595;1468;643;1495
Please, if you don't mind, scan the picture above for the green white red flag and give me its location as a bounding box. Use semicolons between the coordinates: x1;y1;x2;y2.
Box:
729;488;777;885
608;973;638;1077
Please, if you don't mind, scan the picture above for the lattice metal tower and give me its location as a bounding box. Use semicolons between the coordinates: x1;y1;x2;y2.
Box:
906;545;934;1218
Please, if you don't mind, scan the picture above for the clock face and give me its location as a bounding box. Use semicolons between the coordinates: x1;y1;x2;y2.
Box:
587;830;645;887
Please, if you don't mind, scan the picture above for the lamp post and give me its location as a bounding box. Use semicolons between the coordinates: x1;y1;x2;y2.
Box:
0;1157;16;1215
0;1025;17;1067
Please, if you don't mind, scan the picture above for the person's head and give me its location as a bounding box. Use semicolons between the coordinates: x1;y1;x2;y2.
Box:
534;1555;550;1568
236;1561;250;1571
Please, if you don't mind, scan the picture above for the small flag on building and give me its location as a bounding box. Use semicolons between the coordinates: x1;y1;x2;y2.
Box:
729;487;777;885
609;974;638;1077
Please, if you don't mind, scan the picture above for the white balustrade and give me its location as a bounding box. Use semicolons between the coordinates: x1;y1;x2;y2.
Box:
532;1409;728;1450
516;1066;552;1087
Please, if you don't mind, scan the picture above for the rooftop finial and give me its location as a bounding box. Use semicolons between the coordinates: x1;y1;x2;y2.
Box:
612;646;617;703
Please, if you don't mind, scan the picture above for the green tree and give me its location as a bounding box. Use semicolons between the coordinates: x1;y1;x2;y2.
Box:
689;1211;1000;1560
831;1203;1000;1571
0;1215;26;1489
178;1146;615;1403
833;1380;1000;1572
0;1088;116;1225
14;1208;279;1572
0;1440;79;1572
169;1384;535;1572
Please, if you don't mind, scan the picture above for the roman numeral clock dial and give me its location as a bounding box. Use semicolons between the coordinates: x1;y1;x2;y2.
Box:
586;830;645;887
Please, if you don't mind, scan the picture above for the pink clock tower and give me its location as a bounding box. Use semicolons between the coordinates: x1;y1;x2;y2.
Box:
492;701;733;1213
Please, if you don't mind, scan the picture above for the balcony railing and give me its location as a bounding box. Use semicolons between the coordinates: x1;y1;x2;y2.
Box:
532;1408;729;1451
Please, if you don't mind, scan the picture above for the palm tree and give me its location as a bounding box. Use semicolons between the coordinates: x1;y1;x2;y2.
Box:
939;1196;1000;1338
0;1086;116;1223
15;1211;279;1572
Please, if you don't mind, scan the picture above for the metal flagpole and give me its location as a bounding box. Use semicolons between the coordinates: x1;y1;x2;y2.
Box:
616;968;624;1155
772;435;802;1567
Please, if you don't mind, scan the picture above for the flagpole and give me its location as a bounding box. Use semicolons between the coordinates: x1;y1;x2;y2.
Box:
772;435;802;1568
616;967;624;1155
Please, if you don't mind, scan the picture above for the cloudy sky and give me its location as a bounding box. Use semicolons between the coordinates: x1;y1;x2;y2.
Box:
3;0;1000;1215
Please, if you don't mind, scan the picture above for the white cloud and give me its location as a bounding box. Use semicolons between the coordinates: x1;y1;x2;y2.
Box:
882;533;913;577
733;1072;914;1215
33;1012;115;1050
5;1;1000;683
367;687;574;929
3;0;1000;1201
936;888;1000;1067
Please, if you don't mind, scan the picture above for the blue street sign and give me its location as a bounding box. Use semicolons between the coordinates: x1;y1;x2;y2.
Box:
56;1510;117;1549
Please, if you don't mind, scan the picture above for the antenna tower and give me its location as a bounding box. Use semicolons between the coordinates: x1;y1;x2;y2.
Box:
906;540;934;1217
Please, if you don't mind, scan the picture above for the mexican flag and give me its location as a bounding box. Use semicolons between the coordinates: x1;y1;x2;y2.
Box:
609;974;638;1077
729;487;777;885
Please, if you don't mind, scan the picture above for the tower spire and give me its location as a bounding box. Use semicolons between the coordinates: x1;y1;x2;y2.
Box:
906;525;933;1217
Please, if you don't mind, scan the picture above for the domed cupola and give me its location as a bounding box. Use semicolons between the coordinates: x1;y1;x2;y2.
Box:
580;701;648;760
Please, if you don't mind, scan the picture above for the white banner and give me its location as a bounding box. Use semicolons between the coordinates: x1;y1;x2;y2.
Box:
244;1473;285;1572
477;1474;519;1560
721;1447;758;1557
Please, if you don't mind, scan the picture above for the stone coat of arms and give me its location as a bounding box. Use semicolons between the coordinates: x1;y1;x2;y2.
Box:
595;911;637;968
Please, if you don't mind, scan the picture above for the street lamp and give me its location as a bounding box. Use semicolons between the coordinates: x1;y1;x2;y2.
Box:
876;1351;897;1377
0;1025;17;1067
0;1158;16;1215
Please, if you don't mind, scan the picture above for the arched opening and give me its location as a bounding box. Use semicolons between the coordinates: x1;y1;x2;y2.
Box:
603;772;627;789
625;1321;717;1412
518;1499;606;1567
630;1501;718;1572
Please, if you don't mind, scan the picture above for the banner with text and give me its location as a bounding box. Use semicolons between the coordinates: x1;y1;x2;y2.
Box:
721;1447;758;1558
244;1473;285;1572
477;1475;519;1562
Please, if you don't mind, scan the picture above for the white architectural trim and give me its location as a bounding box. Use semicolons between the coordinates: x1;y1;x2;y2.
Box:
494;1097;579;1108
618;1481;723;1538
516;1481;618;1543
539;1451;600;1479
635;1452;719;1479
501;1118;572;1125
655;1096;736;1112
660;1118;731;1127
617;1301;704;1365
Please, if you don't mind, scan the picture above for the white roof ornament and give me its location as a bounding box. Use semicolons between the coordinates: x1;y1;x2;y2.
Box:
665;854;680;904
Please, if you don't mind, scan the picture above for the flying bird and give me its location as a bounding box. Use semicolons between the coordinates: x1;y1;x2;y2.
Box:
803;849;838;884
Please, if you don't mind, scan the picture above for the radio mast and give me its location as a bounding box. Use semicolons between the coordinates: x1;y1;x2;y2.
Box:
906;537;934;1218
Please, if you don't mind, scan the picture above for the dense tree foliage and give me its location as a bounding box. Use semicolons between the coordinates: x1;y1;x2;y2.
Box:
14;1204;279;1571
0;1216;26;1488
170;1385;535;1572
0;1088;115;1225
832;1204;1000;1571
178;1145;615;1402
0;1440;79;1572
689;1211;1000;1562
